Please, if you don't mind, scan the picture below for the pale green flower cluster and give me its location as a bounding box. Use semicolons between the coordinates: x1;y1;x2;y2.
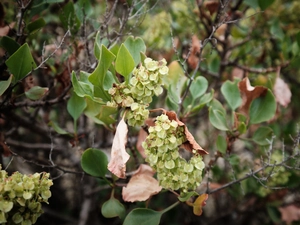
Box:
0;165;53;225
108;58;168;127
142;114;205;192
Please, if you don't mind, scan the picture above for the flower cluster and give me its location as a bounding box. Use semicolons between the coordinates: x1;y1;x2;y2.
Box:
0;165;53;225
108;58;168;127
142;114;205;192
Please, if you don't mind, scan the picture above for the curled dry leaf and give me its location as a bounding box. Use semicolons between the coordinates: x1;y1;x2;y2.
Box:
136;118;155;158
193;193;208;216
187;35;201;70
238;77;268;113
107;119;130;179
273;76;291;107
122;164;162;202
204;1;219;15
165;110;208;155
279;204;300;225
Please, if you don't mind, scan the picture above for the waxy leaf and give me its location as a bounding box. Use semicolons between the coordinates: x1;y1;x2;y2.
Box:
101;197;125;219
115;44;135;82
81;148;108;177
123;208;162;225
221;79;242;111
107;119;130;178
249;89;276;124
6;43;37;82
124;36;146;66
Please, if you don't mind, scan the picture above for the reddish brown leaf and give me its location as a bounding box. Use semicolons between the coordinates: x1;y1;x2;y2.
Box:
238;77;268;113
165;110;208;155
136;119;155;158
187;35;201;70
204;1;219;15
122;164;162;202
279;204;300;225
107;119;130;178
273;69;291;107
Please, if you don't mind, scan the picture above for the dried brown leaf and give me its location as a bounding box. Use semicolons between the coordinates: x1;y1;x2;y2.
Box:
136;119;155;158
273;76;291;107
107;119;129;179
238;77;268;113
165;111;208;155
122;164;162;202
279;204;300;225
204;1;219;15
187;35;201;70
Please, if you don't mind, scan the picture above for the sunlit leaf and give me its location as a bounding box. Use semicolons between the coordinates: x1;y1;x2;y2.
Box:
81;148;108;177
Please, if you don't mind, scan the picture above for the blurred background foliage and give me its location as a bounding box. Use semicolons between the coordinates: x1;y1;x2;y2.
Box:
1;0;300;224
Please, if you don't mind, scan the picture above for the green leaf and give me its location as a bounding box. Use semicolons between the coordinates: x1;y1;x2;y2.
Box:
191;89;214;114
209;56;220;73
297;32;300;48
71;71;93;97
59;1;81;34
209;108;229;131
209;99;226;114
75;0;93;22
67;92;87;121
190;76;208;100
249;89;276;124
244;0;259;8
0;36;20;55
6;43;37;82
48;121;70;135
101;197;126;219
270;19;284;41
252;126;273;146
0;75;12;96
228;154;239;165
96;105;118;125
115;44;135;82
103;71;117;90
27;18;46;34
25;86;49;100
123;208;162;225
216;135;227;154
94;31;102;60
221;79;242;111
81;148;108;177
124;36;146;66
89;45;116;87
258;0;275;10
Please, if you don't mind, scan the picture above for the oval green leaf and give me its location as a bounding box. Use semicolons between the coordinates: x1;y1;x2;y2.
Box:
216;135;227;154
252;126;273;146
249;89;276;124
124;36;146;66
0;75;12;96
115;44;135;82
67;92;87;121
101;197;126;219
81;148;108;177
209;108;229;131
190;76;208;100
123;208;162;225
25;86;48;100
221;79;242;111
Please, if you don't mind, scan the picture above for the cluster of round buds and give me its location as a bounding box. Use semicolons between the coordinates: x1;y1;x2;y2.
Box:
107;58;169;127
142;114;205;192
0;165;53;225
